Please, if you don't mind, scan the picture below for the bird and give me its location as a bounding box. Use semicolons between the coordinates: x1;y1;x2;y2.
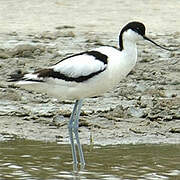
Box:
8;21;173;169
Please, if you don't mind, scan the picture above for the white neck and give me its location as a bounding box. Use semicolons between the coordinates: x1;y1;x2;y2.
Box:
123;31;137;48
122;36;137;64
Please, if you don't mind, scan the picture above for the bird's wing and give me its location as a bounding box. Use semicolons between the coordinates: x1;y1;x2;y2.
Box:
52;51;108;79
9;51;108;83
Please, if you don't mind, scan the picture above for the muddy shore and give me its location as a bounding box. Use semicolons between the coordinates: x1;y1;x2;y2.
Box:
0;0;180;145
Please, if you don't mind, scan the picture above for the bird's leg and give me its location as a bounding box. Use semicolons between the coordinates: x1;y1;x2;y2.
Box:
73;99;85;167
68;100;79;167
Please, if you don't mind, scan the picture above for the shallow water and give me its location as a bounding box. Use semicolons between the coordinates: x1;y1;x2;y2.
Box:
0;139;180;179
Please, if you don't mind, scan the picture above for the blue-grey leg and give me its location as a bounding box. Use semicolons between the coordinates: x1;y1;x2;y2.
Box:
68;100;79;166
73;99;85;166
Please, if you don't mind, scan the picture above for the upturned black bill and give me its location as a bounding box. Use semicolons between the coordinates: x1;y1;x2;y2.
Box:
143;35;173;51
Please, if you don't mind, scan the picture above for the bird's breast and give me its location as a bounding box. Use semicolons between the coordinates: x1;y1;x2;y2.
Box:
106;50;137;86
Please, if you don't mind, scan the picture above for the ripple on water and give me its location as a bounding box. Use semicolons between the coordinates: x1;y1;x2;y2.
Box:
0;140;179;179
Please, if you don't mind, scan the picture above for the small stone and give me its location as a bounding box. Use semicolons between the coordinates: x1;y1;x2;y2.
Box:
51;115;67;127
127;106;145;118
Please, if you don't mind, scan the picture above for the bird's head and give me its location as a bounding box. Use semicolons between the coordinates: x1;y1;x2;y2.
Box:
119;21;173;51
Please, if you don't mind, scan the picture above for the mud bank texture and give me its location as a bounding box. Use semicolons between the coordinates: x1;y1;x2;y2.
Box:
0;0;180;145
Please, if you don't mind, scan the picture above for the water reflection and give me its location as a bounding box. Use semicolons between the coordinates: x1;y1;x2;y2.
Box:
0;139;180;179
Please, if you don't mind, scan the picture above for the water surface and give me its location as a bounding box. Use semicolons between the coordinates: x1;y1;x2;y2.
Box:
0;139;180;179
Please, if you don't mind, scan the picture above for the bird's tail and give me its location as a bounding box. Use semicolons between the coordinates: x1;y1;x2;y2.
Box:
8;70;26;82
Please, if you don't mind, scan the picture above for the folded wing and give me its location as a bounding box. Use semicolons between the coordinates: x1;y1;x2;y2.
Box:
9;51;108;83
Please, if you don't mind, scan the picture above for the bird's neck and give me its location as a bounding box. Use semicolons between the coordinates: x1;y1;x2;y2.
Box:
123;39;137;52
119;34;137;51
119;36;138;66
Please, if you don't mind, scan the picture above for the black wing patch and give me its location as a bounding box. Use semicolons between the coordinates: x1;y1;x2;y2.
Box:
86;51;108;65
